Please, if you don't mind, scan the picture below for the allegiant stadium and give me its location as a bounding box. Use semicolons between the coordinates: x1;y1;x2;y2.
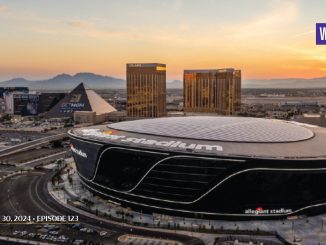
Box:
68;116;326;219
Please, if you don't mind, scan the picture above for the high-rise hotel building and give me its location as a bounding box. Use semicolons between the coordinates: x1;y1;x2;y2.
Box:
184;68;241;115
127;63;166;118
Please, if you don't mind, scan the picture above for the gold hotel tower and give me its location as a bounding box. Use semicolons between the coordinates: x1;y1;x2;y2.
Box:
184;69;241;115
127;63;167;118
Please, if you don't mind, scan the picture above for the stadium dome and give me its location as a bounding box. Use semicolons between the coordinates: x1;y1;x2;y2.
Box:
109;116;314;143
69;116;326;219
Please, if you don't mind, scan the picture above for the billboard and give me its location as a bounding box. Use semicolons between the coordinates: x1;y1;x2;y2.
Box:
13;94;39;116
59;93;86;113
39;93;66;113
0;87;29;98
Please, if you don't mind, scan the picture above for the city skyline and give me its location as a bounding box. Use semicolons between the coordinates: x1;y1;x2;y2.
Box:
0;0;325;82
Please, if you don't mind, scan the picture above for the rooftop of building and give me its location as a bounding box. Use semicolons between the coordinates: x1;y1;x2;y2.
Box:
184;68;238;73
127;63;166;68
69;116;326;159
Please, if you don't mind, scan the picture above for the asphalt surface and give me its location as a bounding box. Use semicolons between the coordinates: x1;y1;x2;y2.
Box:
16;150;70;168
0;133;67;158
0;170;204;245
1;148;66;165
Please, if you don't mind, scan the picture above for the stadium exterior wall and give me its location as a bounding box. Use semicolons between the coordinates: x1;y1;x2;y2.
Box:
69;132;326;220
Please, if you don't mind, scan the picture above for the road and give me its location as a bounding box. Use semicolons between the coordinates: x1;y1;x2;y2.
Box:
0;133;67;159
0;148;68;166
16;150;70;168
0;170;204;245
242;95;326;105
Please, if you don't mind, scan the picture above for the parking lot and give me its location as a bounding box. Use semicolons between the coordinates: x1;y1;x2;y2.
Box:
118;234;182;245
0;223;113;245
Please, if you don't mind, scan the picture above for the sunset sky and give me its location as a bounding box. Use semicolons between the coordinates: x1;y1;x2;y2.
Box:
0;0;325;82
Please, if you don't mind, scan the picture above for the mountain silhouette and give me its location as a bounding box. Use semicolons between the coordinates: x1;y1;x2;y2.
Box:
0;73;126;90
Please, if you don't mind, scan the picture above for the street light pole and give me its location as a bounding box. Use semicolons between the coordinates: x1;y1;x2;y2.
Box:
322;219;324;231
292;221;295;242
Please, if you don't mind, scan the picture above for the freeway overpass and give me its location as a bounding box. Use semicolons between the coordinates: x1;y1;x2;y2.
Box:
16;150;71;169
0;133;68;159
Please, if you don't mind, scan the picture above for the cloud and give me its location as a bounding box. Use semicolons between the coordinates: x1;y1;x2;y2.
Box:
64;20;92;29
276;45;326;62
0;5;9;12
293;30;314;37
1;0;301;49
29;20;144;41
224;0;299;41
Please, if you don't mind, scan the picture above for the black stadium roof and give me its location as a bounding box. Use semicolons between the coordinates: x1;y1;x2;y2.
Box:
109;117;314;143
69;116;326;159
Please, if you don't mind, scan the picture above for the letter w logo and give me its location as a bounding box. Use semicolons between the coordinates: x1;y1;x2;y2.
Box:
320;27;326;40
316;23;326;45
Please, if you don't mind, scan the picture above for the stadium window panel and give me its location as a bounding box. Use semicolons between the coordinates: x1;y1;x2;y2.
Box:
94;148;165;191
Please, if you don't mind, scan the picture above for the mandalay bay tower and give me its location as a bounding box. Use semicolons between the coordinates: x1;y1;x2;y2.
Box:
183;68;241;115
127;63;167;118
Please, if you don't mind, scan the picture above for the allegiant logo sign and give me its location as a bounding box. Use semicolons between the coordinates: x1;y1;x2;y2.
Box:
245;207;292;215
70;144;87;158
316;23;326;45
80;129;223;152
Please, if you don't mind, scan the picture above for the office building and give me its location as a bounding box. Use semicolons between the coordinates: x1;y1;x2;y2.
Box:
184;68;241;115
127;63;166;118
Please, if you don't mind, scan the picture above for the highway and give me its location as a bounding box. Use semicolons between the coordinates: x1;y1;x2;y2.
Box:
16;150;70;168
0;133;67;159
0;170;204;244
